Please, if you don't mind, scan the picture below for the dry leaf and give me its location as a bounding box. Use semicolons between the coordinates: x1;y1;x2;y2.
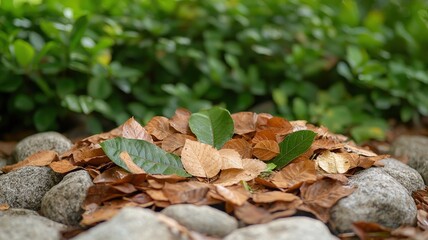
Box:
146;189;169;201
161;133;196;154
215;158;266;186
49;159;79;174
252;129;277;144
121;117;153;143
146;116;174;140
0;203;10;211
72;147;105;163
215;184;249;206
271;159;317;190
234;202;271;224
255;113;273;130
169;108;192;134
344;144;377;157
252;140;280;161
222;138;252;159
163;181;211;204
119;151;145;174
219;149;243;170
232;112;257;135
315;150;351;174
181;140;222;178
2;150;58;173
267;117;293;135
299;178;355;222
252;191;300;203
92;166;132;184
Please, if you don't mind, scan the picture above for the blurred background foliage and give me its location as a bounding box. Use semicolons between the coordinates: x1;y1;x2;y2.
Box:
1;0;428;143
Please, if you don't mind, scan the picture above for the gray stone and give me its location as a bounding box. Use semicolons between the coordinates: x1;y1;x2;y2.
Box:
161;204;238;237
379;158;425;193
41;170;93;226
0;215;67;240
224;217;338;240
72;207;180;240
13;132;73;162
0;166;62;210
0;208;40;217
330;167;417;233
391;135;428;184
72;207;181;240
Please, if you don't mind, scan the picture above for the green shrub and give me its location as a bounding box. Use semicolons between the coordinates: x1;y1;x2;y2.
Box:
1;0;427;143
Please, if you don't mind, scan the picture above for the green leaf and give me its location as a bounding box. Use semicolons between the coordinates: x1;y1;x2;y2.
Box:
88;77;112;99
70;15;88;51
34;108;57;131
13;94;34;111
100;137;190;177
189;107;234;149
13;39;35;67
270;130;316;170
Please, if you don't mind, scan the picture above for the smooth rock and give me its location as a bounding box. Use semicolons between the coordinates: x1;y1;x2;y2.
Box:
379;158;425;193
72;207;181;240
161;204;238;237
0;215;67;240
330;167;417;233
391;135;428;184
224;216;338;240
13;132;73;162
41;170;93;225
0;166;62;210
0;208;40;217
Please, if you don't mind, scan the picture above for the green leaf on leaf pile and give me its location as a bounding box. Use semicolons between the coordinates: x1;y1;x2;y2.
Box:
270;130;316;170
188;107;234;149
101;137;191;177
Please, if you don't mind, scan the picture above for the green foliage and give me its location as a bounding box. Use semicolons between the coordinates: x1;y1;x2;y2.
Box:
100;137;190;177
269;130;316;170
1;0;428;143
189;107;234;149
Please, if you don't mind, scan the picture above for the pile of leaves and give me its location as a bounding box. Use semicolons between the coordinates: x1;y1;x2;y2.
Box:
4;107;428;239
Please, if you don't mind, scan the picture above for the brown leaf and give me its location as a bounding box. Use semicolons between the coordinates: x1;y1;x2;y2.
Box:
181;140;222;178
163;181;211;204
92;166;132;184
252;140;280;161
214;158;266;186
161;133;196;155
252;129;277;144
119;151;145;174
314;150;351;174
123;193;153;206
0;203;10;211
2;150;58;173
219;149;243;170
351;222;392;240
255;113;273;130
49;160;79;174
234;202;271;224
417;209;428;230
121;117;153;143
222;138;252;159
169;108;192;134
215;184;249;206
81;206;121;226
72;147;106;164
344;144;377;157
231;112;257;135
252;191;300;203
146;189;169;201
299;178;355;222
266;117;293;135
271;159;317;190
146;116;174;140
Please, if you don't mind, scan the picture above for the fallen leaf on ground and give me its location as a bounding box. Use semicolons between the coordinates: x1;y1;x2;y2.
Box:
146;116;174;140
315;150;351;174
49;159;79;174
214;184;249;206
169;108;192;134
252;191;300;203
119;151;145;174
163;181;211;204
222;138;252;159
215;158;266;186
0;203;10;211
219;148;243;170
121;117;153;143
232;112;257;135
181;140;222;178
252;140;280;161
2;150;58;173
271;159;317;190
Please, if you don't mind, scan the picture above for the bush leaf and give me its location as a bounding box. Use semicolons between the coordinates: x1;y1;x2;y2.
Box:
270;130;316;170
70;15;88;51
101;137;190;177
189;107;234;149
13;39;35;67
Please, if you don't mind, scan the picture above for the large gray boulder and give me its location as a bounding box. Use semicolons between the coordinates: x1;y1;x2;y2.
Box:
0;166;62;210
391;135;428;184
71;207;182;240
329;167;417;233
161;204;238;237
224;216;338;240
41;170;93;225
13;132;73;162
0;215;67;240
379;158;425;193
